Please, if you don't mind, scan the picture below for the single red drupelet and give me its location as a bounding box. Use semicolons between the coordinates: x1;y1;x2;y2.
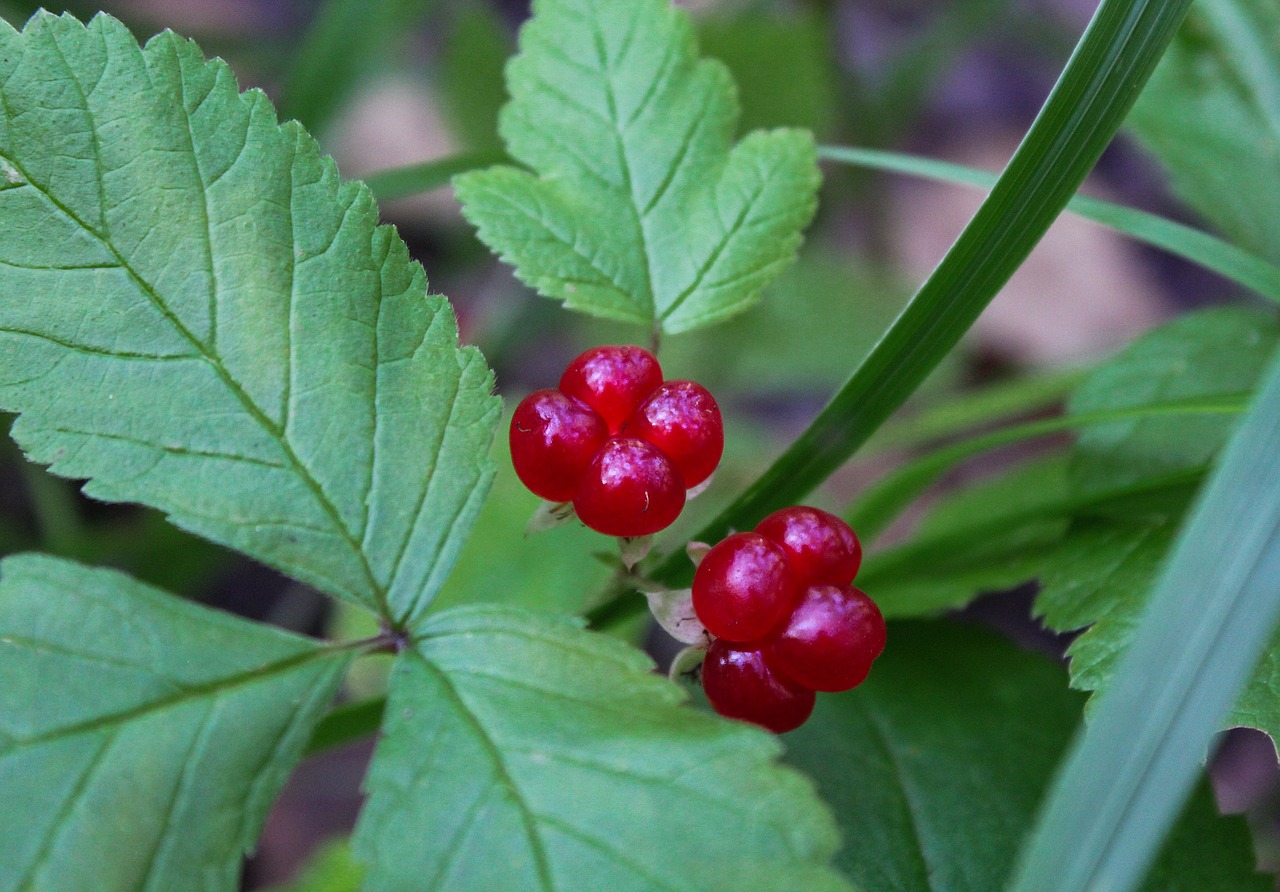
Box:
624;380;723;488
559;344;664;434
572;437;685;537
765;584;886;692
701;639;815;734
755;505;862;586
692;532;800;642
509;389;608;502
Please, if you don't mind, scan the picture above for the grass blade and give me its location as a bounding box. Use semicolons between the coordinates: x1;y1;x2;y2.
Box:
851;395;1248;543
818;144;1280;305
1010;342;1280;892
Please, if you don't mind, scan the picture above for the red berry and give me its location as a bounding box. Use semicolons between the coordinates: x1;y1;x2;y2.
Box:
755;506;862;586
624;380;723;488
692;532;800;642
572;437;684;537
701;639;815;733
766;585;885;692
509;390;608;502
559;345;663;434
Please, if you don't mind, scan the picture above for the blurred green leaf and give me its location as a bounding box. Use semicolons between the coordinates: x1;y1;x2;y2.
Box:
279;0;438;133
0;13;500;630
861;367;1086;456
265;838;364;892
852;393;1246;544
785;620;1265;892
860;457;1074;618
431;430;613;617
697;11;838;137
1069;306;1280;496
455;0;820;334
353;605;851;891
0;554;354;892
438;2;511;152
1012;335;1280;892
365;150;508;202
1128;2;1280;265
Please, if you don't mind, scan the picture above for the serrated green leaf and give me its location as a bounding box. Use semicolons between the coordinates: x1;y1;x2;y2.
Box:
1037;510;1280;747
454;0;820;334
0;553;353;892
784;621;1266;892
1012;326;1280;892
353;605;851;892
1128;2;1280;265
0;13;501;628
1069;306;1280;496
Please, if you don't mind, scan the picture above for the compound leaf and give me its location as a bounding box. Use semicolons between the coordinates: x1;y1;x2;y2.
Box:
0;553;353;892
0;13;500;628
454;0;820;334
353;605;851;892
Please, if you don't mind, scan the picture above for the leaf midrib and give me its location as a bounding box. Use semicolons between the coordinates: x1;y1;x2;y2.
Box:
409;647;556;891
0;145;388;615
0;641;347;752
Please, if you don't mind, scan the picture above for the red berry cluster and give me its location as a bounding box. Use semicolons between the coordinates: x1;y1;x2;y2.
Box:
510;345;724;538
693;507;885;733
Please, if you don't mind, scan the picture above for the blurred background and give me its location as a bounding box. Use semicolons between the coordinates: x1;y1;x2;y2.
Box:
1;0;1274;887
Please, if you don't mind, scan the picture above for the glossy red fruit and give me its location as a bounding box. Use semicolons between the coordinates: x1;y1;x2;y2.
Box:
766;584;885;692
509;390;608;502
624;380;723;488
559;345;663;434
755;506;862;586
572;437;685;537
692;532;800;642
701;639;815;733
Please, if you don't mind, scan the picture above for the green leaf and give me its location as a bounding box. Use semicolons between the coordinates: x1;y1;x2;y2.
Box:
437;1;512;153
1069;306;1280;496
784;620;1265;892
1127;2;1280;266
0;553;353;892
1013;337;1280;889
353;605;851;892
454;0;821;334
0;13;501;629
859;458;1073;618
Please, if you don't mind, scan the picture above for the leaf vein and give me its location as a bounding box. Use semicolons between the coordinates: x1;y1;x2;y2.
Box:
410;649;556;891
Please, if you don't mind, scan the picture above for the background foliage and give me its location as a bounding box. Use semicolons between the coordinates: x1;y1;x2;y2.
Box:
1;0;1278;890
